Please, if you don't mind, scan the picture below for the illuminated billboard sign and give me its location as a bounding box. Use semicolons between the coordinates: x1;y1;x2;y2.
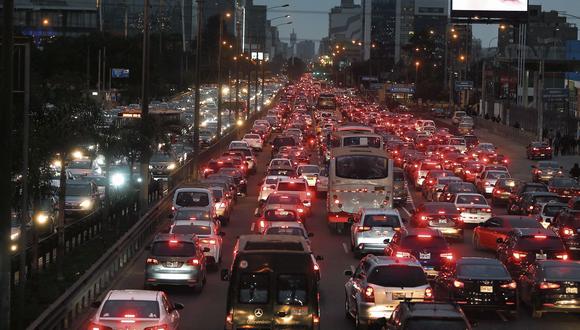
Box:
451;0;528;19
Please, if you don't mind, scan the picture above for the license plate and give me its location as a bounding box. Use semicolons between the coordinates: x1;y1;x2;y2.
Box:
393;292;412;300
480;286;493;293
419;253;431;259
165;261;179;268
536;253;547;260
566;287;578;294
438;219;448;224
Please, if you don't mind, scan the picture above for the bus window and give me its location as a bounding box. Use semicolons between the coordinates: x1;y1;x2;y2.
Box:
239;273;269;304
277;274;308;306
336;155;388;180
343;136;381;148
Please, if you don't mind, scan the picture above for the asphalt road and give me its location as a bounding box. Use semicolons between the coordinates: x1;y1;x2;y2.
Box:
75;119;580;330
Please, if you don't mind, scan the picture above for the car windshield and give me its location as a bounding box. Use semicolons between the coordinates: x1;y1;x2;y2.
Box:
486;171;510;179
515;237;564;251
336;155;388;179
245;134;260;139
171;224;211;235
175;192;210;207
277;274;308;306
363;214;401;228
66;184;91;196
367;265;427;287
174;209;211;220
456;195;487;205
544;266;580;282
404;318;468;330
457;263;509;279
99;300;160;318
150;153;172;162
151;241;196;257
265;227;305;237
450;184;477;193
538;162;559;169
270;159;290;167
264;209;298;221
277;182;306;192
239;273;269;304
543;205;566;216
68;161;91;169
401;236;448;249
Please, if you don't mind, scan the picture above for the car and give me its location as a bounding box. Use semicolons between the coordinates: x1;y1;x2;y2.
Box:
89;290;183;330
145;233;208;291
66;158;100;178
526;141;552;160
392;167;407;206
241;133;263;151
217;167;247;196
538;201;568;228
64;180;101;215
227;148;257;174
458;122;473;135
458;161;484;183
315;167;329;198
473;216;544;251
172;186;216;217
268;158;293;171
412;160;443;188
208;186;232;225
410;203;463;241
384;228;453;279
439;182;477;203
475;170;511;195
497;228;568;277
518;260;580;318
384;301;472;330
150;152;178;180
296;164;321;187
491;178;522;206
532;161;563;183
452;111;466;124
257;176;280;202
433;257;517;314
549;198;580;259
425;176;462;202
453;193;492;224
547;177;580;200
507;182;548;214
514;191;561;216
262;221;313;245
253;205;301;234
344;255;433;328
228;140;250;150
169;220;224;265
349;208;405;258
274;178;312;209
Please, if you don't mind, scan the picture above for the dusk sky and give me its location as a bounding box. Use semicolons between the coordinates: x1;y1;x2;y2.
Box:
255;0;580;51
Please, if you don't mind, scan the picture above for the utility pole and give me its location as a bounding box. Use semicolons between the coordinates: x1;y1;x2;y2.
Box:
0;0;15;327
246;36;252;119
537;60;545;141
193;0;204;153
254;59;259;114
216;14;224;138
139;0;151;214
261;58;265;108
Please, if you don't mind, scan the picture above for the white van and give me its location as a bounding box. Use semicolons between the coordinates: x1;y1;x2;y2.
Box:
172;186;216;218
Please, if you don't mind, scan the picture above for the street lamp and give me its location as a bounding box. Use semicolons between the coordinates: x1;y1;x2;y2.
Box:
216;12;232;138
270;15;291;21
415;61;420;85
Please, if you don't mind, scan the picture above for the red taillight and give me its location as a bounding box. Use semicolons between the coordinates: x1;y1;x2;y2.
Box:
187;258;200;266
512;251;527;260
89;323;113;330
501;281;517;289
556;253;568;260
424;287;433;299
259;220;266;228
561;228;576;237
534;235;547;239
453;280;464;288
483;208;492;213
334;199;340;205
144;325;169;330
146;258;159;265
356;226;371;233
363;286;375;302
440;252;453;261
539;282;560;290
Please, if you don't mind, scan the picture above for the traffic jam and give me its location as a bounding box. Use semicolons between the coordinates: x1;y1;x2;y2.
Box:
88;75;580;330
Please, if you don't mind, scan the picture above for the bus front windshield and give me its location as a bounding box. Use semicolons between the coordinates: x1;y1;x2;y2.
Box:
336;155;388;180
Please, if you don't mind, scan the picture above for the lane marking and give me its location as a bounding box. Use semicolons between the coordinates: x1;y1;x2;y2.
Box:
342;242;349;254
350;265;355;274
405;183;416;211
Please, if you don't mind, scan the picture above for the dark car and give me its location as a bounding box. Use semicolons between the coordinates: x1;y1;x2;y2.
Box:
548;177;580;201
507;182;548;214
385;228;453;279
549;199;580;259
473;216;544;251
526;141;552;160
434;257;517;314
385;302;472;330
440;182;477;203
512;192;561;216
271;135;297;156
393;167;408;207
518;260;580;318
463;135;479;150
411;203;463;241
497;228;568;277
491;178;523;206
532;161;563;183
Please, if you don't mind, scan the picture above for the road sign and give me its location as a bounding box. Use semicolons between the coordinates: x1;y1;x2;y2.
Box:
454;81;473;91
111;68;130;78
543;88;569;101
388;86;415;94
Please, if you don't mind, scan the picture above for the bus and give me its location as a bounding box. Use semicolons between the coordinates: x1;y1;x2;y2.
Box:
324;131;384;162
327;147;394;233
335;123;375;134
221;235;321;329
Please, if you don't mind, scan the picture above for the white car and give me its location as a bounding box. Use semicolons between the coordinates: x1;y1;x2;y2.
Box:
67;159;100;177
263;221;312;245
258;176;280;202
349;208;405;257
228;140;250;150
315;169;328;197
297;164;321;187
452;111;467;124
89;290;183;330
242;133;264;151
268;158;293;170
170;220;224;265
453;193;492;224
275;178;312;209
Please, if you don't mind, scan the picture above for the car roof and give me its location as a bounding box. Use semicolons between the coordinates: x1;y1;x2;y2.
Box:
537;260;580;269
173;220;212;227
266;221;306;229
360;208;401;216
237;234;311;253
106;290;159;301
365;255;422;267
331;146;385;158
153;233;198;243
512;228;559;237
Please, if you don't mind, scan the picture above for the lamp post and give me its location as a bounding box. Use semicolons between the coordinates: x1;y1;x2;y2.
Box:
216;12;231;139
415;61;420;86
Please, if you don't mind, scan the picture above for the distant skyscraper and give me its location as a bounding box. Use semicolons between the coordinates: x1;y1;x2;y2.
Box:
290;29;297;57
296;40;315;62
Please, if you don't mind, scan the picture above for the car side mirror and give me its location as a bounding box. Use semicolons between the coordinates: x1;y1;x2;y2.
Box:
91;301;101;308
172;303;184;311
203;247;210;252
315;255;324;261
496;238;504;244
344;269;353;276
220;269;230;281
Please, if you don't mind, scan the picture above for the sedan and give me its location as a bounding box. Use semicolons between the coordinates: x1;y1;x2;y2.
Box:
526;141;552;160
473;216;544;251
410;202;463;241
453;193;492;224
532;161;563;183
548;177;580;200
475;170;511;196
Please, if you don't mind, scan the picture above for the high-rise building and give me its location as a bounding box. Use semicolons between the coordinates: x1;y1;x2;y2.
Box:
329;0;362;62
296;40;315;62
290;29;297;57
243;0;266;53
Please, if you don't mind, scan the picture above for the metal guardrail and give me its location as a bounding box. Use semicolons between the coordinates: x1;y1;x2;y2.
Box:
26;107;270;329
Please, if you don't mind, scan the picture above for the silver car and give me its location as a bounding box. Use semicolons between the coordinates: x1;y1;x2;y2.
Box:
349;208;405;258
89;290;183;330
476;170;511;195
64;180;101;215
170;220;224;265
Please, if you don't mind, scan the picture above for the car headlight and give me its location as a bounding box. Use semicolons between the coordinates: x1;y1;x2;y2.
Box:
10;244;17;252
10;232;19;241
35;213;49;225
166;163;176;170
80;199;93;210
71;150;83;159
110;173;126;187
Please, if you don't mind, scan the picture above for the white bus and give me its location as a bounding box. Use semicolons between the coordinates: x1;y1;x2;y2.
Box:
327;147;394;233
336;123;374;134
325;131;384;162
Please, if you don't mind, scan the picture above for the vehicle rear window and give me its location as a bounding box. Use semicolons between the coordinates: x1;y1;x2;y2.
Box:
265;227;305;237
270;159;291;167
336;155;388;180
175;191;210;207
210;189;223;199
100;300;160;318
363;215;401;228
151;241;196;257
174;209;211;221
456;195;487;205
267;194;301;204
245;134;260;139
422;203;459;214
171;225;211;235
421;163;442;171
343;136;381;148
486;171;510;179
404;318;468;330
515;237;565;251
239;273;269;304
274;137;296;147
450;184;477;193
268;169;295;177
457;264;509;279
523;185;549;193
533;196;561;204
264;209;298;221
401;236;448;249
543;266;580;282
277;274;308;305
277;182;306;192
367;265;427;287
550;178;579;187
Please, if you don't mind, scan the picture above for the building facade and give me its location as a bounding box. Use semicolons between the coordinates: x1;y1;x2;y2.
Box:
329;0;363;62
296;40;315;62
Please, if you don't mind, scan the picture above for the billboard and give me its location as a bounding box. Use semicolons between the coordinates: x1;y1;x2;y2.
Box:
451;0;528;19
